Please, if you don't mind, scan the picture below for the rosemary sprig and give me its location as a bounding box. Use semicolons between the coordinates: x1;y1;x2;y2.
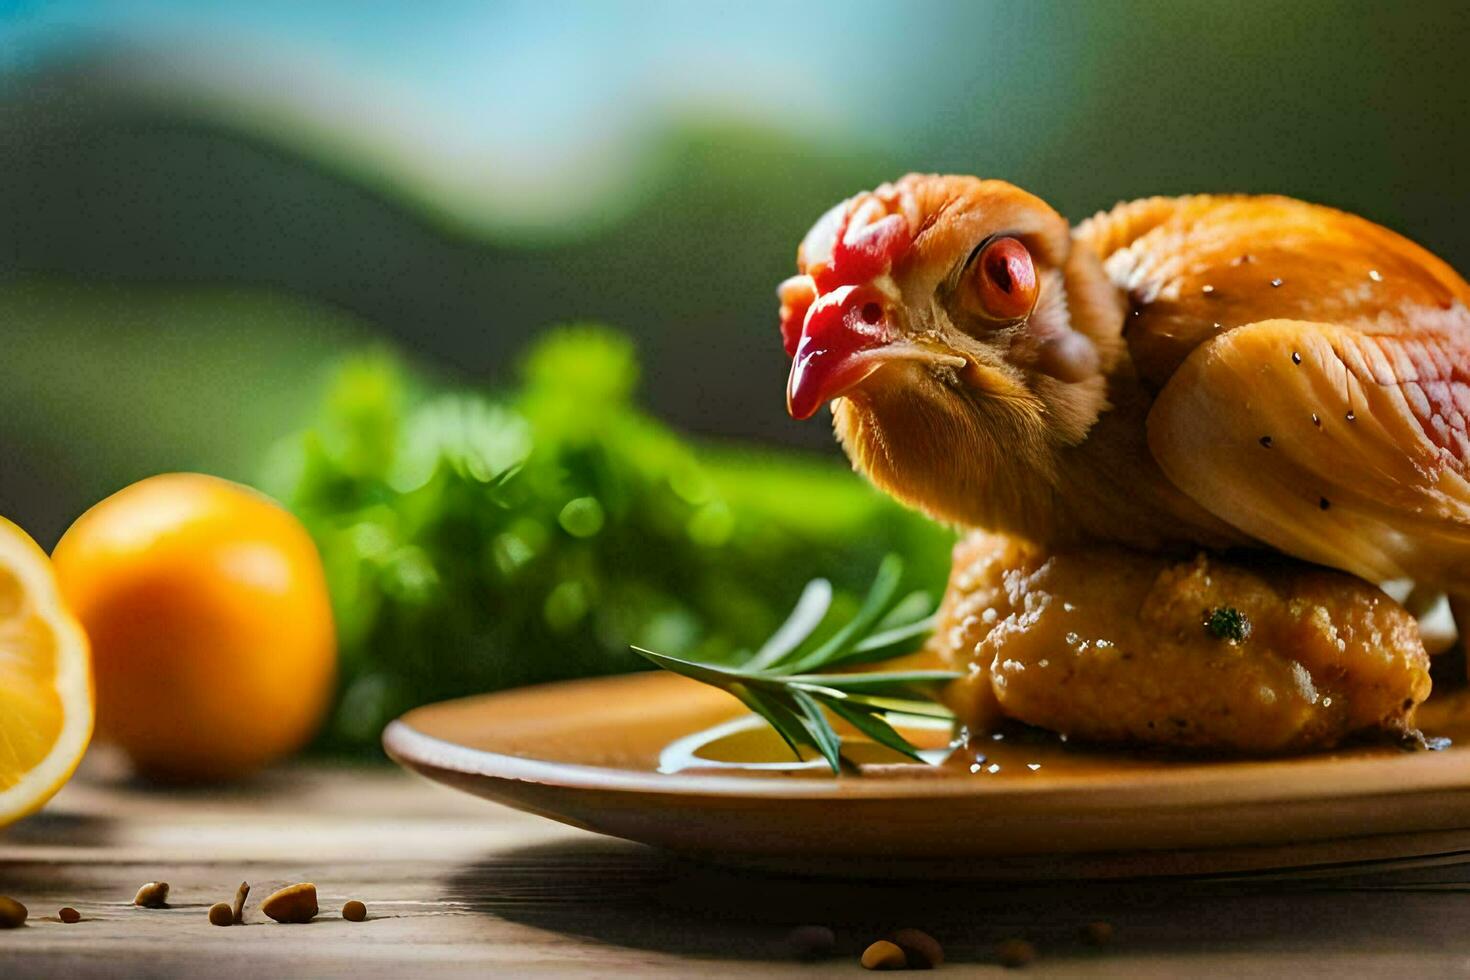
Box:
633;555;959;774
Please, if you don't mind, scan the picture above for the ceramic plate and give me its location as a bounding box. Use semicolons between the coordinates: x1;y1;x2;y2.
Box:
383;672;1470;878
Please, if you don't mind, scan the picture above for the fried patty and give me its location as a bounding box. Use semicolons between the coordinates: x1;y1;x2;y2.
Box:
934;532;1430;753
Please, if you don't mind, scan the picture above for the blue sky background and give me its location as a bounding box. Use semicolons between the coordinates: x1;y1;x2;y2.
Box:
0;2;903;166
3;2;961;230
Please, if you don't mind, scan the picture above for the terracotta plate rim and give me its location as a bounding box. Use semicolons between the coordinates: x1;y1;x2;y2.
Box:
382;677;1470;807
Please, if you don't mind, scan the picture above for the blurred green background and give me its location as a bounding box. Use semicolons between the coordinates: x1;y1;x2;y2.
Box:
1;0;1466;749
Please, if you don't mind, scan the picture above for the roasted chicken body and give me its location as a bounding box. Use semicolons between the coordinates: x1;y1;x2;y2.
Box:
779;176;1470;627
778;177;1470;751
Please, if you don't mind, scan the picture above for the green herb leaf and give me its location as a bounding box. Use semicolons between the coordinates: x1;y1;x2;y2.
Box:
844;616;939;664
727;683;810;761
788;688;845;773
743;577;833;671
779;554;905;674
821;697;926;763
788;670;958;702
1204;606;1251;643
878;589;935;629
632;646;747;688
632;555;960;774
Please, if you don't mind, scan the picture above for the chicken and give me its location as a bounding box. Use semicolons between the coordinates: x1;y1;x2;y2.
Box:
934;532;1430;753
777;176;1470;752
778;175;1470;641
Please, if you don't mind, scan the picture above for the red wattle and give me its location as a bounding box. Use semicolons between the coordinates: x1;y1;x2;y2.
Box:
777;275;816;357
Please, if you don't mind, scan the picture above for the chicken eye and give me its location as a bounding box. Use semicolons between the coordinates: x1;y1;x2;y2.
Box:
967;236;1038;322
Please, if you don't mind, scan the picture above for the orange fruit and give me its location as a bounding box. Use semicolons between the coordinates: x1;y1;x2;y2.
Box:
53;474;335;781
0;516;92;826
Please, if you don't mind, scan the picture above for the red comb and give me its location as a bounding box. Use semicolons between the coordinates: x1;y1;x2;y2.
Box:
812;197;913;292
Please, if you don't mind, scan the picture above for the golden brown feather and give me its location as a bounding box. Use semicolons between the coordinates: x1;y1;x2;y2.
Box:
779;175;1470;599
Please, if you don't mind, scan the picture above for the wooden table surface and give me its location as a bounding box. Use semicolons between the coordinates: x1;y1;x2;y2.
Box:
6;758;1470;978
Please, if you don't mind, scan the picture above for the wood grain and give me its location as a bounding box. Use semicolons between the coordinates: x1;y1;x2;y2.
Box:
6;757;1470;977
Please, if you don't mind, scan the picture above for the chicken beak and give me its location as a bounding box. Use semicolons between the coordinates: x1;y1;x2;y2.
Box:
786;285;965;420
786;285;889;420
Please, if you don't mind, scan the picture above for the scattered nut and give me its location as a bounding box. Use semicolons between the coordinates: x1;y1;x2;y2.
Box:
889;927;944;969
58;907;81;924
208;902;234;927
997;937;1036;968
232;882;250;924
261;882;318;924
1081;920;1114;946
861;939;907;971
0;897;28;928
785;924;835;960
342;900;367;922
133;882;169;908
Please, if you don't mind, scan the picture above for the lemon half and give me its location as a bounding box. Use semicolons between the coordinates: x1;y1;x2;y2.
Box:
0;516;92;825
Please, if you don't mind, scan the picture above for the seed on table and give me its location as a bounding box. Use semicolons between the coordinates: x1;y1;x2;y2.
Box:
785;924;835;960
133;882;169;908
261;883;318;924
889;927;944;968
342;900;367;922
0;896;28;928
58;907;81;924
232;882;250;924
1081;920;1114;945
861;939;907;970
208;903;234;927
997;937;1036;968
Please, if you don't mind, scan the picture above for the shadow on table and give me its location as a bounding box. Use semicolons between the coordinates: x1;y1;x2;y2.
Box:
445;836;1469;965
1;810;116;848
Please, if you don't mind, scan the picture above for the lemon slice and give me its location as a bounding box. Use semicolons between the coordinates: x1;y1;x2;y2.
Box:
0;516;91;825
